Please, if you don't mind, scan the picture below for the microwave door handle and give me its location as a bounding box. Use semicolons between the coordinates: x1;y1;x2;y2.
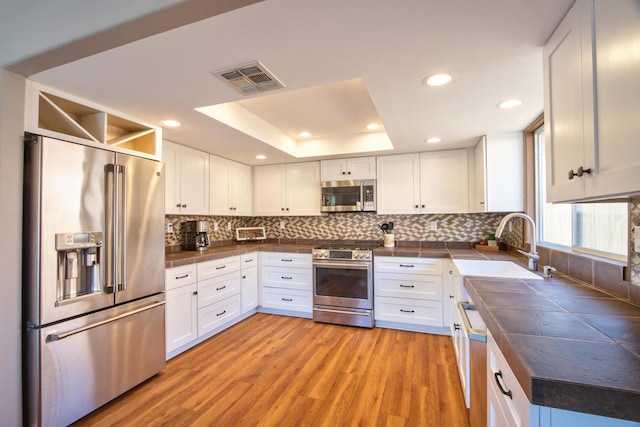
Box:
359;182;364;211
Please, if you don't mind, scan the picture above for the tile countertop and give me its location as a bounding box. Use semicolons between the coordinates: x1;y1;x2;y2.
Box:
463;270;640;422
166;242;640;422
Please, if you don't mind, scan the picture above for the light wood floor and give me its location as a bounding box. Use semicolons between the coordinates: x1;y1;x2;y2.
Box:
73;313;470;427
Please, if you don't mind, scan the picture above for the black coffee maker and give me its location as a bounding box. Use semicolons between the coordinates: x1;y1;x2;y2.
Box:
183;220;211;251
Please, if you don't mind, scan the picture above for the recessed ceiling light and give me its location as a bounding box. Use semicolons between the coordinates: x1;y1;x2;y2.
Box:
423;73;453;87
497;99;523;109
299;131;311;138
425;137;441;144
366;123;380;130
256;155;267;160
161;120;181;127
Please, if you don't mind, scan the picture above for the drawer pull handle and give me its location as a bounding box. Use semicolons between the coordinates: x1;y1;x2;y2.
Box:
216;285;226;291
216;310;227;317
281;298;293;302
216;265;226;270
175;273;189;279
282;259;293;262
281;276;293;280
399;284;415;288
494;371;513;399
400;309;415;313
245;259;253;263
399;264;414;268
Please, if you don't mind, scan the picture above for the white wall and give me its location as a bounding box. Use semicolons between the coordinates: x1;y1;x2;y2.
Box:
0;69;25;426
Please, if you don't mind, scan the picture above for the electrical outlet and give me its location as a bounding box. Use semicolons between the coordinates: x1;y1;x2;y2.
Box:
227;222;232;231
430;221;438;231
166;223;173;233
280;220;285;229
213;222;219;232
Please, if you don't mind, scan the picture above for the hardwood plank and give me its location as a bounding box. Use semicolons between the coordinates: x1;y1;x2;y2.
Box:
72;313;470;427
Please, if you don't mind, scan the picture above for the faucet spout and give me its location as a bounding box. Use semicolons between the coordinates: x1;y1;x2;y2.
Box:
495;213;539;271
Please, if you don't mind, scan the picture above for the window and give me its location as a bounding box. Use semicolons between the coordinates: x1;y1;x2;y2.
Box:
534;126;628;260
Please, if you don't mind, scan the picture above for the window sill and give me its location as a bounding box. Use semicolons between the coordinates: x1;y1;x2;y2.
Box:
537;242;627;267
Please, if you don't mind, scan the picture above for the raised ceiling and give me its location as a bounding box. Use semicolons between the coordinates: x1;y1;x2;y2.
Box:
3;0;573;165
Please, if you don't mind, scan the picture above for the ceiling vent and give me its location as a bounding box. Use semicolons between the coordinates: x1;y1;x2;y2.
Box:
213;61;285;95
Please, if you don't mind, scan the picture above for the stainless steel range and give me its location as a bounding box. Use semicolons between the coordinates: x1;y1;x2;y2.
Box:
312;244;377;328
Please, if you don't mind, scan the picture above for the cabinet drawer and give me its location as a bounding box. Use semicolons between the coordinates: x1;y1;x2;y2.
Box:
375;272;443;301
198;294;241;337
260;287;312;313
261;266;311;290
198;256;240;281
165;264;196;291
260;252;311;268
241;252;258;269
487;331;530;427
374;296;443;327
198;272;241;308
374;256;443;275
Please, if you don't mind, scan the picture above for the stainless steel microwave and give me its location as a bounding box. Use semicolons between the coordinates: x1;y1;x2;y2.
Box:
321;180;376;212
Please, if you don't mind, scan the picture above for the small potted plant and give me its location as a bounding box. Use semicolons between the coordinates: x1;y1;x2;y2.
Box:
487;233;497;247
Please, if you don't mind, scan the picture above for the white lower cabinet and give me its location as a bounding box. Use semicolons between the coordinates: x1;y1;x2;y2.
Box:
487;330;639;427
374;257;446;331
241;253;258;314
165;255;249;359
259;252;312;317
165;265;198;355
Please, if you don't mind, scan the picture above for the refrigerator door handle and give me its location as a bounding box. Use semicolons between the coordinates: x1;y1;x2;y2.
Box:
105;164;117;294
46;300;165;341
117;164;127;291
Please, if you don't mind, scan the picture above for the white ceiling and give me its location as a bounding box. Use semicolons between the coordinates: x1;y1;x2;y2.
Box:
3;0;573;166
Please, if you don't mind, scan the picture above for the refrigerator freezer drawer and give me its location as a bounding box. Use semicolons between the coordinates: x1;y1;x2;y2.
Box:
26;298;166;427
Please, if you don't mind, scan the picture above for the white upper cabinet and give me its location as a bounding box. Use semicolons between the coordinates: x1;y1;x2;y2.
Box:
419;150;469;214
473;133;523;212
377;151;469;214
544;0;640;202
320;156;376;181
254;162;321;216
163;140;210;215
376;153;421;214
209;155;253;216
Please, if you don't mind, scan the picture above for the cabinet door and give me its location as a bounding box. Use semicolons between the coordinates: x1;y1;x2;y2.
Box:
420;150;469;213
286;162;321;216
484;133;524;212
254;164;287;216
376;154;421;214
209;155;232;215
166;283;197;354
241;266;258;314
320;159;347;181
231;161;253;216
179;146;210;214
163;142;181;214
543;0;594;202
588;0;640;199
473;137;487;213
347;156;376;180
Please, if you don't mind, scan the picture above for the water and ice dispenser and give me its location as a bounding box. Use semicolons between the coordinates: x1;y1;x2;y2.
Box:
55;232;103;300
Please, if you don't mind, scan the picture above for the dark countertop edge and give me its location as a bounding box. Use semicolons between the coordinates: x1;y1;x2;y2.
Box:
464;278;640;423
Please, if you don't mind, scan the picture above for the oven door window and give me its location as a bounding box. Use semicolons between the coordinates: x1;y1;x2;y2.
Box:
314;265;369;299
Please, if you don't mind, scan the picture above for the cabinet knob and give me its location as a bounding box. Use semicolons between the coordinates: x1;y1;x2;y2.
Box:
342;171;346;175
480;201;485;205
193;291;198;295
347;171;351;175
568;166;592;180
421;204;425;208
182;204;187;208
415;204;419;208
281;207;285;211
286;207;289;211
176;203;182;208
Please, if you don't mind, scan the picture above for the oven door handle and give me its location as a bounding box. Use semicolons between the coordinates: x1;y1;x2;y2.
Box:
313;261;371;269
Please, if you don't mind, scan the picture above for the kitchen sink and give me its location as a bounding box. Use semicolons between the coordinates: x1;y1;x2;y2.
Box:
452;259;542;280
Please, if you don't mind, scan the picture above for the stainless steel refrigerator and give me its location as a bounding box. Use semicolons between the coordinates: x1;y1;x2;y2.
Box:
23;134;166;426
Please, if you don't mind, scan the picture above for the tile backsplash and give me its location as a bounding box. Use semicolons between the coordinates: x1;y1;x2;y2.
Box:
165;212;512;247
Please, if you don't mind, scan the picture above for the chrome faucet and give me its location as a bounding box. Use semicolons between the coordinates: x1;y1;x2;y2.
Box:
495;212;540;271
